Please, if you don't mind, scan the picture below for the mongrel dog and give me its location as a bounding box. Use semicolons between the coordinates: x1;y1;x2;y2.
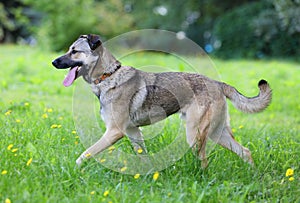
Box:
52;34;272;167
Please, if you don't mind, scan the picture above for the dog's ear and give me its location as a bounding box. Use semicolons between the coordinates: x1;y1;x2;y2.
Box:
86;34;102;50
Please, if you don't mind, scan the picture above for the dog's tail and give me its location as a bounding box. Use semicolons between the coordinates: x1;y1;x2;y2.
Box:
221;80;272;113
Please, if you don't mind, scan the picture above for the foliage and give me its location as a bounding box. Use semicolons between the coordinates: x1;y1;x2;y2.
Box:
0;45;299;202
213;2;273;58
22;0;99;51
0;0;32;43
213;1;300;58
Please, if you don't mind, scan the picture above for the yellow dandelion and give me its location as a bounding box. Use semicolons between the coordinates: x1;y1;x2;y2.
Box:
62;138;65;141
238;125;244;129
90;191;95;195
50;124;58;129
72;130;77;134
103;190;109;197
134;173;140;179
24;102;30;106
57;124;62;128
5;110;12;116
26;158;33;166
100;159;106;163
58;116;63;120
85;153;91;158
108;146;115;151
47;108;53;113
42;113;48;119
11;148;18;153
153;171;159;181
120;167;127;172
75;141;78;145
137;148;143;154
5;198;11;203
16;119;21;123
286;168;294;177
289;177;295;181
1;170;8;175
168;192;172;197
14;154;18;157
75;136;79;139
7;144;13;151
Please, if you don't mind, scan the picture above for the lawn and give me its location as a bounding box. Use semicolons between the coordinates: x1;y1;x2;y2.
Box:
0;45;299;203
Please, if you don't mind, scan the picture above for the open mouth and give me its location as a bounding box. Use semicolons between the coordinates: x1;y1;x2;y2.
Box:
63;66;82;87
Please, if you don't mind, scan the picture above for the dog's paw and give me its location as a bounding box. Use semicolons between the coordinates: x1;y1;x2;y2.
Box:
76;157;83;166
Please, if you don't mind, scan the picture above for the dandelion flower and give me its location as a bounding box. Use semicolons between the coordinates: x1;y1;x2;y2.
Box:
57;124;62;128
1;170;8;175
85;153;91;158
24;102;30;106
5;110;12;116
134;173;140;179
120;167;127;172
75;136;79;139
90;191;95;195
42;113;48;119
7;144;13;151
16;119;21;123
137;148;143;154
47;108;53;113
11;148;18;153
100;159;106;163
50;124;58;129
58;116;63;120
238;125;244;129
26;158;33;166
103;190;109;197
286;168;294;177
153;171;159;181
5;198;11;203
108;146;115;151
288;177;295;181
75;141;78;145
72;130;77;134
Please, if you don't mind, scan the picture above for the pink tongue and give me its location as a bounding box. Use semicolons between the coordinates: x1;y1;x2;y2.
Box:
63;67;78;87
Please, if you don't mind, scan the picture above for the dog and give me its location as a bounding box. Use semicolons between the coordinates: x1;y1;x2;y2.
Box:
52;34;272;168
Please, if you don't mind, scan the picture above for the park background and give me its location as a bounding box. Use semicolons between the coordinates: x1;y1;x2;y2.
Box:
1;0;299;202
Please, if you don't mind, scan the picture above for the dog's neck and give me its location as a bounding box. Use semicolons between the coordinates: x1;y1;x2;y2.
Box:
93;63;121;85
86;47;122;84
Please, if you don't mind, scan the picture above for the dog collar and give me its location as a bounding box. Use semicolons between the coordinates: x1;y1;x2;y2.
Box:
93;64;121;85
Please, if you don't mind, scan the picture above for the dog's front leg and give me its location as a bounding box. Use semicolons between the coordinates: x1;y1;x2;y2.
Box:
126;127;147;154
76;128;124;166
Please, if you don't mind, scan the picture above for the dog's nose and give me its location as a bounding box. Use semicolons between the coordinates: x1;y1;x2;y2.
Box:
52;59;58;67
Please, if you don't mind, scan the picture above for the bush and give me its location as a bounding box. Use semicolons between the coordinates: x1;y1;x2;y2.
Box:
22;0;135;51
213;1;300;59
212;2;272;58
22;0;98;51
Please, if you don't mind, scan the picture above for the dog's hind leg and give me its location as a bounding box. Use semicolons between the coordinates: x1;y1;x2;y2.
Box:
210;126;254;165
126;127;147;154
76;128;124;166
185;102;211;168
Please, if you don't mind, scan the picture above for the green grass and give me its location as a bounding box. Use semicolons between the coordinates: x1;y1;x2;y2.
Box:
0;45;299;203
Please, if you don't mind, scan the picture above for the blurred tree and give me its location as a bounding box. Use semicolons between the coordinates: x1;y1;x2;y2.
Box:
0;0;32;43
22;0;98;51
93;0;134;40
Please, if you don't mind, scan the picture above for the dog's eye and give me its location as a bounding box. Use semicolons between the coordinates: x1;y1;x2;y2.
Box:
71;50;78;54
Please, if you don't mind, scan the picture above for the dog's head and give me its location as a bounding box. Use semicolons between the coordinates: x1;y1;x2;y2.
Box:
52;34;108;86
